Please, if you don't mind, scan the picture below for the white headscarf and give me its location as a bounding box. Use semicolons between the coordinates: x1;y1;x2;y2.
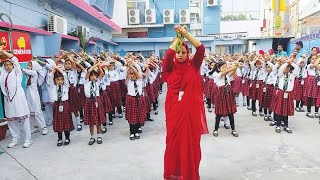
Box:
0;57;21;100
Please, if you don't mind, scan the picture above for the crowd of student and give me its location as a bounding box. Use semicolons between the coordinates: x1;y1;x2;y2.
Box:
0;46;162;148
201;42;320;137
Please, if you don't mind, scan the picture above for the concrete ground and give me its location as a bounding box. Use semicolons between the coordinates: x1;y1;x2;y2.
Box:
1;87;320;180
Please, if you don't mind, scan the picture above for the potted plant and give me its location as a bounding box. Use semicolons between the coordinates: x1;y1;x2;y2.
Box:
0;118;8;141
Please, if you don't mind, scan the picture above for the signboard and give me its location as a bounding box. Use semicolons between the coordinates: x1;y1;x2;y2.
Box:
0;31;11;61
279;0;286;12
274;16;282;29
299;0;320;20
11;31;32;62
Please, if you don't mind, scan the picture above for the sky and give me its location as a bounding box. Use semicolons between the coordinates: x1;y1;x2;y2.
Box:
221;0;261;13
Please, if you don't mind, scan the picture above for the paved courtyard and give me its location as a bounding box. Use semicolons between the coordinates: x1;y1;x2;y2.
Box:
1;87;320;180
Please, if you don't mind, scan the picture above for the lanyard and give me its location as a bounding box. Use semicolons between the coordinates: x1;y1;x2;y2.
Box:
299;67;303;80
90;81;97;99
57;85;62;103
265;72;270;85
254;69;259;81
134;80;140;99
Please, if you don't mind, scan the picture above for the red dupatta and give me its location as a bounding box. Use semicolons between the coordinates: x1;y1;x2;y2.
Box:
163;43;208;180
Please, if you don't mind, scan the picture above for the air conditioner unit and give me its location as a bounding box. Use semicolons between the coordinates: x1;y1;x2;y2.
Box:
78;26;90;39
48;15;68;34
128;9;140;25
207;0;218;6
145;9;156;24
163;9;174;24
179;9;190;24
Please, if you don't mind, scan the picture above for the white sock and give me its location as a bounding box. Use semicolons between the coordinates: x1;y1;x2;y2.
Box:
243;96;246;103
76;116;81;124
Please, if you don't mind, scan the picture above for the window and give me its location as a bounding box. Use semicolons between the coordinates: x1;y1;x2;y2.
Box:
190;13;200;24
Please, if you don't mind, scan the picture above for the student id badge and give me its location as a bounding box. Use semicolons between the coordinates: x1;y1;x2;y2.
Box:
78;88;80;93
301;80;304;85
178;91;184;101
95;101;99;108
250;83;253;88
59;105;64;112
256;83;259;88
263;87;267;93
283;92;288;99
242;79;245;84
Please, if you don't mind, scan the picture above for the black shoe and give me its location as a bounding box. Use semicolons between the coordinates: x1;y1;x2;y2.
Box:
224;124;230;129
269;122;276;126
259;111;264;117
147;118;154;122
130;134;135;140
252;112;257;116
77;125;82;131
119;114;123;118
275;127;281;133
88;138;95;145
109;121;113;125
134;133;140;139
281;122;285;127
231;130;239;137
57;140;63;147
137;128;142;133
154;111;158;115
80;119;84;123
101;127;107;134
264;116;268;121
306;113;315;118
300;108;305;112
283;127;293;134
247;107;252;110
213;130;218;137
64;139;70;146
97;137;102;144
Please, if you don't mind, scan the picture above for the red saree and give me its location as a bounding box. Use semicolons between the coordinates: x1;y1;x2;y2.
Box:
163;44;209;180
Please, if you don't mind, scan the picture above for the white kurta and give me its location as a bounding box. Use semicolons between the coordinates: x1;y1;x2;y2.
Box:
0;57;30;121
23;69;41;115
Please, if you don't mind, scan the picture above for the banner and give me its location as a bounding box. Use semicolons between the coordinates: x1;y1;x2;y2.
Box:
279;0;286;12
274;16;282;29
11;31;32;62
0;31;11;61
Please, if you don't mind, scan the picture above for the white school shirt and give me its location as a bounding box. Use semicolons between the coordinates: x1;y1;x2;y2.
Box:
213;72;231;87
77;70;86;85
49;73;69;102
101;71;111;90
307;64;317;76
127;79;143;97
65;69;78;87
296;66;307;79
277;63;299;92
237;67;247;78
116;61;126;80
84;79;101;98
41;61;55;103
200;62;208;76
23;69;41;114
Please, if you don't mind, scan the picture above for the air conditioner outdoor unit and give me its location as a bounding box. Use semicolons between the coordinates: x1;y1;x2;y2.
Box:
163;9;175;24
128;9;140;25
207;0;218;6
78;26;90;39
48;15;68;34
179;9;190;24
145;9;156;24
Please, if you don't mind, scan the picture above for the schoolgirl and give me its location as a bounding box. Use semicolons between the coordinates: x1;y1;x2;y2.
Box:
249;59;265;116
293;58;307;112
84;62;106;145
212;61;239;137
204;61;217;112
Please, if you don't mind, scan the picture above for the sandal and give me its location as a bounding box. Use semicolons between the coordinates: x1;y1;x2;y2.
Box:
88;138;95;145
97;137;102;144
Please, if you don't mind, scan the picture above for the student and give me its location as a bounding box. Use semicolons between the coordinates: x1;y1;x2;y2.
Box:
49;66;74;146
293;58;307;112
22;61;49;135
249;59;265;116
0;47;32;148
304;55;320;118
212;61;239;137
271;60;298;133
84;62;106;145
259;61;276;121
125;60;145;140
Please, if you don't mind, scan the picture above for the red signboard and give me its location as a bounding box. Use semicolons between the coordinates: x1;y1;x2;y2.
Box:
0;31;11;62
11;31;32;62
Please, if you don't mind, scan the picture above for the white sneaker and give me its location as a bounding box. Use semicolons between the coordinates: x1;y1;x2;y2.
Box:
42;127;49;135
7;139;20;148
23;139;33;148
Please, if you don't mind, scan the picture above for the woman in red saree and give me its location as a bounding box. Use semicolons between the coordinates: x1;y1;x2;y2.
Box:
163;25;209;180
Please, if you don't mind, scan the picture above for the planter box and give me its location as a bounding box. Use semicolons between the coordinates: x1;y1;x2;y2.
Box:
0;119;8;141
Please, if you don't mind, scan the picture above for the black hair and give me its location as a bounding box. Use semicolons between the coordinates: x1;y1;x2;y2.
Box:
54;71;63;80
90;70;98;77
213;61;226;73
287;64;295;72
278;44;283;48
296;41;303;48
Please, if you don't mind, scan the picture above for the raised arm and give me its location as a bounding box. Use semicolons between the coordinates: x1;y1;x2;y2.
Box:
162;39;177;73
86;62;101;80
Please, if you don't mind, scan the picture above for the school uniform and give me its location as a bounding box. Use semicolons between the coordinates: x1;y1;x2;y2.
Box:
205;70;218;108
270;63;298;130
231;67;244;95
41;59;56;126
65;69;80;113
118;61;128;103
101;71;113;113
304;64;318;99
22;62;47;131
293;65;307;103
49;72;74;133
83;79;106;126
258;62;277;117
109;63;123;111
239;66;250;97
0;56;32;147
249;64;266;114
76;70;86;111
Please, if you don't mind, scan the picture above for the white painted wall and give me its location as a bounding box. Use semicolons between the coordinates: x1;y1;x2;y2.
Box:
220;20;262;37
111;0;128;28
